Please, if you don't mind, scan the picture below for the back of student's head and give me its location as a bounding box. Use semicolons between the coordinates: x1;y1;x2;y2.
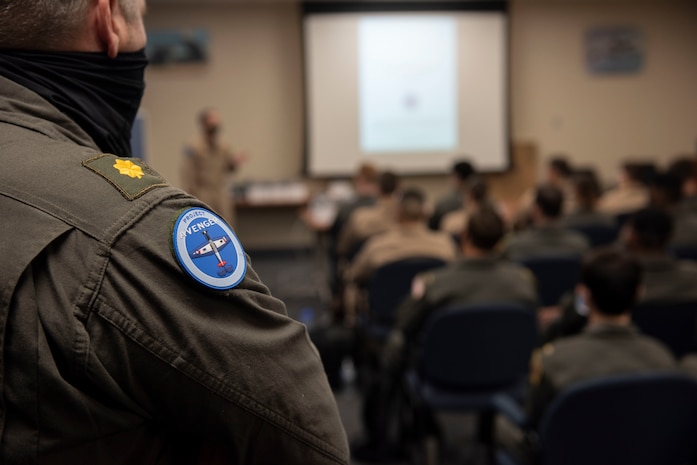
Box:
468;177;489;204
667;158;697;184
581;249;643;315
623;161;656;186
650;171;683;206
573;170;601;209
534;184;564;219
627;207;674;251
452;160;475;183
398;187;426;222
466;207;505;252
379;171;399;196
549;156;573;179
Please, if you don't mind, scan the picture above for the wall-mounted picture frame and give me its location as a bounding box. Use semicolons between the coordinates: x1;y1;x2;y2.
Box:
146;29;210;66
585;26;645;75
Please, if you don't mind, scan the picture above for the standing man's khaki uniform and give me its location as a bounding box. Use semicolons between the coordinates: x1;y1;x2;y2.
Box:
0;76;348;464
181;137;238;225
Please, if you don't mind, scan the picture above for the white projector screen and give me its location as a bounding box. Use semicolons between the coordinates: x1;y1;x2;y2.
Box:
303;3;509;177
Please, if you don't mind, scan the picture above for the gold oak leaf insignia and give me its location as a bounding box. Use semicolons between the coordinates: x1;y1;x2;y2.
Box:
113;159;145;179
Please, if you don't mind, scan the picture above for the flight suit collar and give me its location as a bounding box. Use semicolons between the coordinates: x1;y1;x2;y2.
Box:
638;253;677;272
583;322;639;338
457;255;499;269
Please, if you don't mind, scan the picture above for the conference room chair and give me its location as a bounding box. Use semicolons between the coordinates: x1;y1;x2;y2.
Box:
632;300;697;358
518;254;583;308
567;223;619;248
669;243;697;262
353;257;448;386
403;303;537;465
615;211;636;229
495;373;697;465
363;257;447;343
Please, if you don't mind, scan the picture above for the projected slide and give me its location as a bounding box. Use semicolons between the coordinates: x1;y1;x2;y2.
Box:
358;17;458;153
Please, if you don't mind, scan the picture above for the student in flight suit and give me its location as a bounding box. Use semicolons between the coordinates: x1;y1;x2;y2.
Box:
0;1;349;463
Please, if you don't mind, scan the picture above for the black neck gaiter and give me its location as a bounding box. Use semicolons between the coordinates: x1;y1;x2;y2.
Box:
0;49;148;157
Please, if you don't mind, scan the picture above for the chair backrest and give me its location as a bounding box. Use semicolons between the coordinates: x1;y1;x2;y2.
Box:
519;254;583;307
418;303;537;390
669;244;697;262
368;257;446;324
538;373;697;465
568;224;618;248
632;300;697;358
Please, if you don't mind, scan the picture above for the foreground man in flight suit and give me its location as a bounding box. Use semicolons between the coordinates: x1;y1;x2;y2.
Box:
0;0;349;463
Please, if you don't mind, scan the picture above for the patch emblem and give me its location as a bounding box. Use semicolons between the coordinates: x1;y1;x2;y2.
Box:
172;208;247;290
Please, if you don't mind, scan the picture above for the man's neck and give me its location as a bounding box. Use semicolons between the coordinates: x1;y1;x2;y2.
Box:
588;310;632;327
462;243;489;259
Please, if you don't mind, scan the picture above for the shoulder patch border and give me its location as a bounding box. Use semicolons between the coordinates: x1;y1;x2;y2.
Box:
171;207;247;290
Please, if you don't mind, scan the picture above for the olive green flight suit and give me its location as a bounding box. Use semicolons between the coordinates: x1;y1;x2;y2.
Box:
0;75;348;465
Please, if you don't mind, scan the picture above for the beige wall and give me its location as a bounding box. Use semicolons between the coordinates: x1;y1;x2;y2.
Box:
141;0;697;247
510;0;697;184
142;3;305;186
143;0;697;187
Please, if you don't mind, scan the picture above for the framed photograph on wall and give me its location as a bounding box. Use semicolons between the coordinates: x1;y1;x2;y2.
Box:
146;29;210;66
586;26;645;75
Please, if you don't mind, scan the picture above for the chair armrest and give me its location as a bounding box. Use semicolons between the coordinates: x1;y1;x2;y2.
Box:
493;394;530;429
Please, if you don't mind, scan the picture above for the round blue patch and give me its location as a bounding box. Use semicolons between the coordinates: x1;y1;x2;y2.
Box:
172;208;247;290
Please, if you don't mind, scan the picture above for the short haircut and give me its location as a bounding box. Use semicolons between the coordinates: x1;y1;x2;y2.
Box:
452;160;475;182
628;207;674;250
379;171;399;196
651;171;684;205
581;249;643;315
399;187;426;221
668;157;697;186
468;177;489;204
198;107;217;124
0;0;137;50
573;170;601;207
466;207;505;251
549;156;573;178
534;184;564;219
355;163;379;185
623;161;657;186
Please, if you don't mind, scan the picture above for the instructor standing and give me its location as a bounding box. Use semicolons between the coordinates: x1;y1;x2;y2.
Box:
182;108;247;226
0;1;348;464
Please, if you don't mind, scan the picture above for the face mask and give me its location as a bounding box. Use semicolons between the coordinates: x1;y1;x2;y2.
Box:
0;49;149;157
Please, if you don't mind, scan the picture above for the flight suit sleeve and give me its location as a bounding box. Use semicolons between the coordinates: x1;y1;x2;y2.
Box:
82;197;349;464
524;347;557;428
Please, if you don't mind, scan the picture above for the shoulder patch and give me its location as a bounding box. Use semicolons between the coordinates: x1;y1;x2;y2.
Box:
83;154;167;201
171;207;247;290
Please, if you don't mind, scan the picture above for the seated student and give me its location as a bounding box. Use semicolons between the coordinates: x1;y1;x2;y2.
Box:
543;208;697;342
428;159;476;230
352;208;537;462
561;169;617;230
598;161;650;215
667;157;697;215
527;249;676;426
514;156;576;229
649;171;697;248
503;184;590;261
337;170;400;260
343;187;457;326
439;177;497;236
